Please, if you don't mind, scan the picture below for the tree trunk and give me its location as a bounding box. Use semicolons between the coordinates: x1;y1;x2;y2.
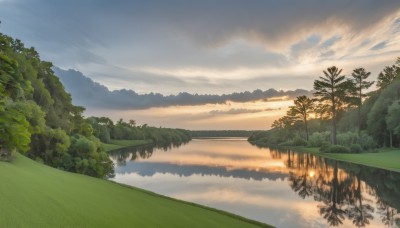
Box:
390;131;393;148
358;82;362;137
304;117;309;141
332;105;337;145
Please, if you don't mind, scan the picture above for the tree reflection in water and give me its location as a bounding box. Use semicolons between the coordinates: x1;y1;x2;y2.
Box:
271;148;400;227
109;142;186;167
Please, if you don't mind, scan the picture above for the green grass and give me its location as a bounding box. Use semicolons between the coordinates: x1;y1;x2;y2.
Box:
286;146;400;172
0;154;270;228
102;139;152;151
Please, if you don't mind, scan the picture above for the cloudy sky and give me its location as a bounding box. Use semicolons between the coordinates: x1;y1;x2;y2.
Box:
1;0;400;129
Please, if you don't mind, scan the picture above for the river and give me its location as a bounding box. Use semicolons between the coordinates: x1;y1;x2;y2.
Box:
109;138;400;228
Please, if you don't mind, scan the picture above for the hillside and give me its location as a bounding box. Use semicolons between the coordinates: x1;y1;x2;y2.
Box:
0;154;268;228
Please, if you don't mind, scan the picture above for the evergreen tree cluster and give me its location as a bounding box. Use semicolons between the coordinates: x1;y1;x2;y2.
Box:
250;58;400;151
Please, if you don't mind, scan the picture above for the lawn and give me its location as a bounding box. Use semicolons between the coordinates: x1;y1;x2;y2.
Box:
102;139;152;151
286;146;400;172
0;154;269;227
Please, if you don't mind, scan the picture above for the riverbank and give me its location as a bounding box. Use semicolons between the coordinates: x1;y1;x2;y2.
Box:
266;144;400;172
102;139;153;151
0;153;270;227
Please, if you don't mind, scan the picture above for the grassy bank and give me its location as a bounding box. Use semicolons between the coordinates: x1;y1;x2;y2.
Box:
282;146;400;172
0;153;270;227
102;139;152;151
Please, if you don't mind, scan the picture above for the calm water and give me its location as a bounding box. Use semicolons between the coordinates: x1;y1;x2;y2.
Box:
109;138;400;228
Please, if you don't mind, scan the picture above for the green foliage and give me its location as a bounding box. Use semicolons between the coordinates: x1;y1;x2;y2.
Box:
376;65;400;90
349;144;363;153
69;135;113;178
313;66;351;144
293;136;307;146
367;79;400;146
386;100;400;135
0;32;114;177
358;132;377;150
287;95;314;140
29;128;70;168
324;145;350;154
337;131;358;146
0;99;31;156
10;100;46;134
319;142;332;153
307;131;331;147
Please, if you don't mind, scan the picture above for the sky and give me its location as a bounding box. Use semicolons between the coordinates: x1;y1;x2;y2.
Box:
1;0;400;130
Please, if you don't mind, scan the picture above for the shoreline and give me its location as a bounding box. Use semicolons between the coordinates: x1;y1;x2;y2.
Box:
250;141;400;173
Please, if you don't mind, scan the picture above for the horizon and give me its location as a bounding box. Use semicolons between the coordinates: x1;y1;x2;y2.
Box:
1;0;399;129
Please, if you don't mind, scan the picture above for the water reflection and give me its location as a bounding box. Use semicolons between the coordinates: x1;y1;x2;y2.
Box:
271;148;400;227
110;139;400;227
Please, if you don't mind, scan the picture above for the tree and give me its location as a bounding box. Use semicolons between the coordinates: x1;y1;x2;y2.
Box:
313;66;348;145
376;65;400;90
386;100;400;148
367;79;400;147
0;99;31;159
128;119;136;127
350;68;374;135
287;96;314;141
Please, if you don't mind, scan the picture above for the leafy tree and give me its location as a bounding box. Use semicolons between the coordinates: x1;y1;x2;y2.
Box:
376;65;400;90
128;119;136;127
313;66;349;144
287;96;314;141
0;99;31;159
367;79;400;147
386;100;400;148
349;68;374;135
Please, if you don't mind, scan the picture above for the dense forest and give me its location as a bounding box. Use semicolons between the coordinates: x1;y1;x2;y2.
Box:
250;58;400;153
0;32;190;178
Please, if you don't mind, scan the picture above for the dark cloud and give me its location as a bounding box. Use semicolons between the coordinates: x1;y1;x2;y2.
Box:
1;0;399;94
54;67;311;110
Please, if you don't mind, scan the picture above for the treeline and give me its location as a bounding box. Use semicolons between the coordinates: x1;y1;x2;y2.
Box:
250;58;400;153
87;117;191;146
0;32;190;178
191;130;255;137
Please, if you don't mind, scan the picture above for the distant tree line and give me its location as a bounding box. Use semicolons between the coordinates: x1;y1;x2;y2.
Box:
191;130;255;138
87;117;191;146
0;32;190;178
250;58;400;153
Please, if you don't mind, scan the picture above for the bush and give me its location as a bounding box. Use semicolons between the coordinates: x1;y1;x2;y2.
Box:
319;142;332;153
359;132;377;150
278;140;294;146
308;131;330;147
324;145;350;154
349;144;363;153
337;131;358;146
293;136;307;146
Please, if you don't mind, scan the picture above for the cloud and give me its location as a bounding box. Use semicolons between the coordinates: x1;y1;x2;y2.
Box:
54;67;311;110
370;41;387;50
208;108;278;116
1;0;399;94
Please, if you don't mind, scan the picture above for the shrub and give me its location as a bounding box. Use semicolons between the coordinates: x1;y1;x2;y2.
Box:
319;142;332;153
293;136;307;146
308;131;330;147
337;131;358;146
349;144;363;153
278;140;294;146
325;145;350;154
359;132;377;150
